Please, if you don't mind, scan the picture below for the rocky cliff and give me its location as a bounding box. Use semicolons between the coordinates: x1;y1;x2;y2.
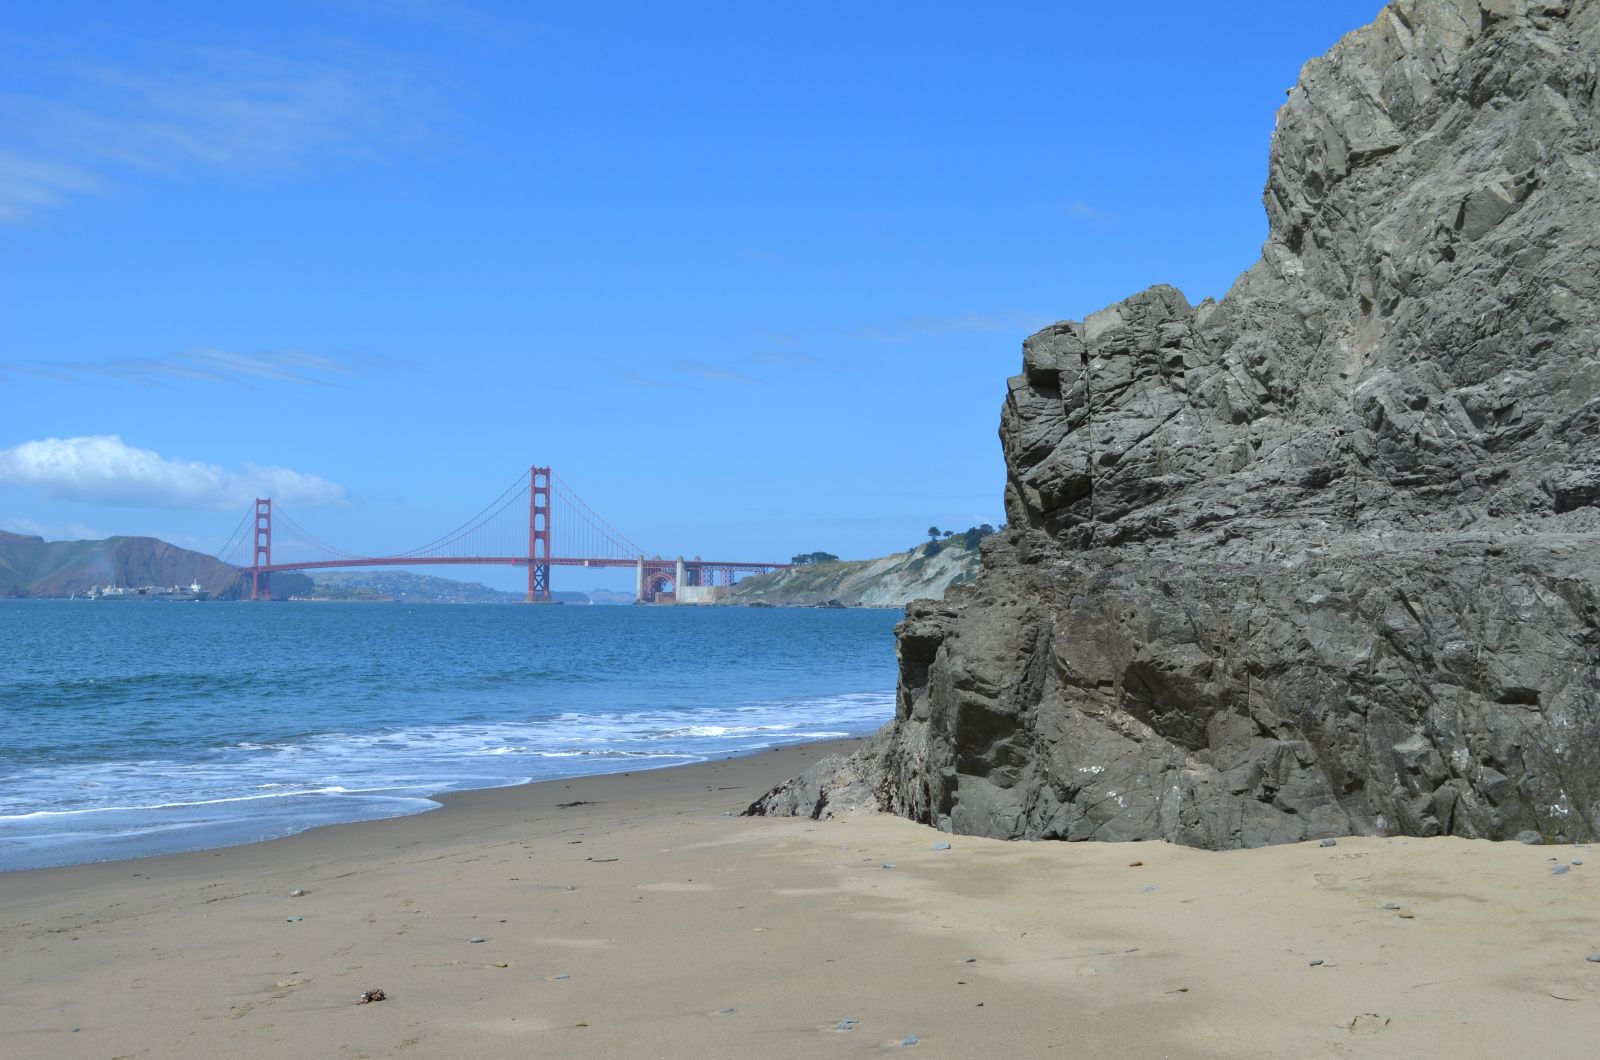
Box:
726;541;982;607
751;0;1600;848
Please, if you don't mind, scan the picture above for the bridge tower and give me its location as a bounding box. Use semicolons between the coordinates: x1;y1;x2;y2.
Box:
526;466;552;602
251;498;272;601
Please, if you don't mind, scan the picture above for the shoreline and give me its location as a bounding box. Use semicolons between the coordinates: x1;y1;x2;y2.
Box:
5;738;1600;1058
0;735;868;880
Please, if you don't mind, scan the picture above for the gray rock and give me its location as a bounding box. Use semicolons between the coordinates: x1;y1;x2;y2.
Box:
749;0;1600;851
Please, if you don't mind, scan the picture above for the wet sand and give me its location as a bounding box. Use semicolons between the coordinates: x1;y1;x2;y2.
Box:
4;738;1600;1058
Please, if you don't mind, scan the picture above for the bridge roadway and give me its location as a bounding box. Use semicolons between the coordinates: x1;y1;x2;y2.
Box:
242;556;781;573
238;554;787;603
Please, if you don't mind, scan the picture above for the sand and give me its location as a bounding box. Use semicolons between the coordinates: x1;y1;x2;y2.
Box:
4;739;1600;1058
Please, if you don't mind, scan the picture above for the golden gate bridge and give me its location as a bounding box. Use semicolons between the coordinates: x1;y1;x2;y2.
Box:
215;466;787;603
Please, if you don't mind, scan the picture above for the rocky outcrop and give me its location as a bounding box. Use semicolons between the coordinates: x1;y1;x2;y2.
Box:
727;541;982;607
750;0;1600;847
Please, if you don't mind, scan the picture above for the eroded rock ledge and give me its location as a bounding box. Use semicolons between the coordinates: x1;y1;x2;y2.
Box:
749;0;1600;848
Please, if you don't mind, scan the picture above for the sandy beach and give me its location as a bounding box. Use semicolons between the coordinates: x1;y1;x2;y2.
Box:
3;738;1599;1059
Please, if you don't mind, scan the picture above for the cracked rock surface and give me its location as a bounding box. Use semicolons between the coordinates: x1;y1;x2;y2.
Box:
749;0;1600;848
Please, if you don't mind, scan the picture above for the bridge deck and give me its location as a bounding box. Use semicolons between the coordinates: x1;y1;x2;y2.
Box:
242;556;786;574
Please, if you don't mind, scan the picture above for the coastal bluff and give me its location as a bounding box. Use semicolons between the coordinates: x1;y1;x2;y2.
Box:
751;0;1600;848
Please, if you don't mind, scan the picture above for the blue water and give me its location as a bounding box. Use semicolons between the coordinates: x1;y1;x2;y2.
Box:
0;601;900;872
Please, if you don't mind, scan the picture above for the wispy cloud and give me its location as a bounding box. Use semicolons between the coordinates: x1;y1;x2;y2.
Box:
1064;199;1115;223
0;435;346;510
845;311;1051;344
750;349;819;367
677;360;759;385
0;44;425;224
0;349;409;389
612;369;688;390
3;516;108;541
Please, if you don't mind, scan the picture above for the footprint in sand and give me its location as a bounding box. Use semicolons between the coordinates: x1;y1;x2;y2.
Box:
1348;1013;1390;1035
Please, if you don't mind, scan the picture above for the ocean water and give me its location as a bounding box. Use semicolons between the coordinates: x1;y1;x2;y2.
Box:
0;600;900;872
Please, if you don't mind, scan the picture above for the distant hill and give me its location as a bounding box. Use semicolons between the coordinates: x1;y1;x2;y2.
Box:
0;530;639;604
305;570;590;604
727;536;984;608
0;530;309;600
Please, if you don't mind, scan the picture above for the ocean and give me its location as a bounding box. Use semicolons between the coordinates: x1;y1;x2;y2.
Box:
0;600;900;872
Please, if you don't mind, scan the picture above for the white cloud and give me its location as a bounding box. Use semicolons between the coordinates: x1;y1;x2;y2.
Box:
0;435;346;510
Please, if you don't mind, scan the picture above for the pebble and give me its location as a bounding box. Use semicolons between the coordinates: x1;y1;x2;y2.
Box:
290;889;308;898
964;957;977;964
1319;838;1338;848
902;1035;920;1046
1141;885;1157;893
469;936;486;943
494;962;508;969
716;1008;736;1015
882;863;895;870
1553;865;1571;876
1586;954;1600;963
1575;859;1585;866
1396;909;1415;919
1309;959;1324;967
285;916;302;923
553;973;571;981
836;1018;859;1031
1382;902;1401;910
933;842;952;851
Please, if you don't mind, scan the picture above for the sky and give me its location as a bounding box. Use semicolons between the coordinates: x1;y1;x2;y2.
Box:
1;1;1383;593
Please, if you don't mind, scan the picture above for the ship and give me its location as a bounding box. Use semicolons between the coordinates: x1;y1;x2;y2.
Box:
87;581;210;602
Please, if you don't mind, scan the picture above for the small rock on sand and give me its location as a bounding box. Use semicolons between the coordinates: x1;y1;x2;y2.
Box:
1319;838;1338;847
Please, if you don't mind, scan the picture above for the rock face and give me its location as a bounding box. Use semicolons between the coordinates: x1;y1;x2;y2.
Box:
750;0;1600;847
727;540;982;607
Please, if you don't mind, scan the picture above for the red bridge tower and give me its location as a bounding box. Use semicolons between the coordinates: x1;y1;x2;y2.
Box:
251;497;272;601
526;466;551;602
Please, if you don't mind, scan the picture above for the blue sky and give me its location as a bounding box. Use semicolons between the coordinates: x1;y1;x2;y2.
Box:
1;1;1381;593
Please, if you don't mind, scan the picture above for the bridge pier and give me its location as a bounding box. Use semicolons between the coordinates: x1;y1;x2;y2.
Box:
635;557;644;602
